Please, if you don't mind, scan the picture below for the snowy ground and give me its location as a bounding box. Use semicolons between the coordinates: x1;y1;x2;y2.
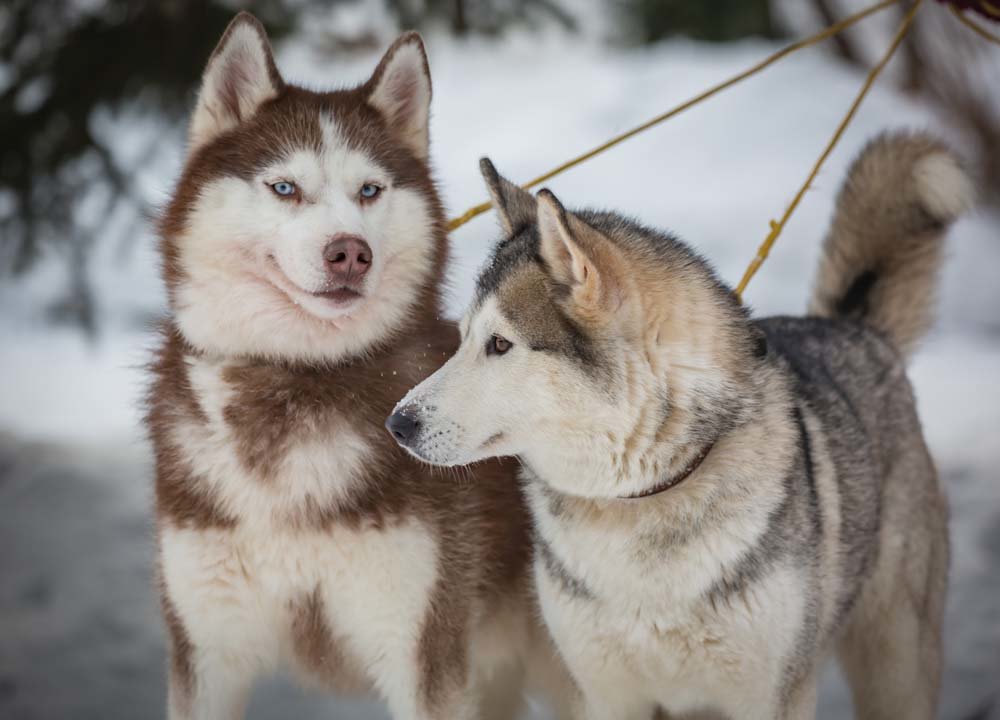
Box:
1;4;998;718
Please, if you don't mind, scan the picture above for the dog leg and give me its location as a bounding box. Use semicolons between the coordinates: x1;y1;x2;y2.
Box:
388;694;478;720
520;641;582;720
159;534;272;720
838;582;944;720
781;672;818;720
166;650;253;720
534;678;584;720
837;467;948;720
380;669;478;720
579;690;656;720
476;662;527;720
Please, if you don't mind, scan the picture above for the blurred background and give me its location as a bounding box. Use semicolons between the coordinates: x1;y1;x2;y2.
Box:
0;0;997;718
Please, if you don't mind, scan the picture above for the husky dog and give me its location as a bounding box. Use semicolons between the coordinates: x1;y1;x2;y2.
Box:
146;13;570;720
388;133;970;719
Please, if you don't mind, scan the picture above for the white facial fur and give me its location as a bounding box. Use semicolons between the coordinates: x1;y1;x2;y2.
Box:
393;297;528;465
392;232;744;500
173;19;436;364
173;118;435;364
394;293;672;499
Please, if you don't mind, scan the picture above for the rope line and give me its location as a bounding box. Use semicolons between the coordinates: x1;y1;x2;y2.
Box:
734;0;923;299
981;0;1000;19
448;0;985;301
950;4;1000;43
446;0;902;232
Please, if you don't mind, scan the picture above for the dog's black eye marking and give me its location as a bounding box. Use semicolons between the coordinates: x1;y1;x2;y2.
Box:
486;335;512;356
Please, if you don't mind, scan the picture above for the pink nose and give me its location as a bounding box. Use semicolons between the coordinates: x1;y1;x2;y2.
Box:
323;235;372;284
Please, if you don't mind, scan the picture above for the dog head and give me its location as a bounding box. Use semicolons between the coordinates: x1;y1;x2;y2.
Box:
388;160;760;498
161;13;444;363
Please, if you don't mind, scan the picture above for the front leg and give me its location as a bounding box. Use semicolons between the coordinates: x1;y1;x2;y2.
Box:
580;695;656;720
779;672;818;720
163;597;254;720
707;672;806;720
374;641;478;720
166;651;253;720
160;529;276;720
536;577;652;720
376;623;479;720
383;682;478;720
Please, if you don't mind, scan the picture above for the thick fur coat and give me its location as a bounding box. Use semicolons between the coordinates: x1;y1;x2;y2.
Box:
391;133;970;719
147;13;570;720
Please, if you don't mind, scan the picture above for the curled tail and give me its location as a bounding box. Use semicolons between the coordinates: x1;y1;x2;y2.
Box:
809;131;974;359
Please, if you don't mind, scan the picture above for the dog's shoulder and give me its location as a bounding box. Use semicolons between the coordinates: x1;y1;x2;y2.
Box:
757;316;901;377
755;315;910;423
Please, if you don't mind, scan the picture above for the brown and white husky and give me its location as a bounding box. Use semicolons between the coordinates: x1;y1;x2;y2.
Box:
146;13;570;720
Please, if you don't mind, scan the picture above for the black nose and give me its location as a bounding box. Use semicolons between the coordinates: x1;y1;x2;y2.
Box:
386;411;419;444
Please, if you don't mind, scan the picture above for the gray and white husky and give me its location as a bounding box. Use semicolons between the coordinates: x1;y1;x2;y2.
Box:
388;133;971;719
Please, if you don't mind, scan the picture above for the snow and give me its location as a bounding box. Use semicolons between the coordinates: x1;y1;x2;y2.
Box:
1;9;998;719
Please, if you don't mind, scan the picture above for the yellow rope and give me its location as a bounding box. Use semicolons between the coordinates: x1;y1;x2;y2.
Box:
950;4;1000;44
733;0;923;300
446;0;902;232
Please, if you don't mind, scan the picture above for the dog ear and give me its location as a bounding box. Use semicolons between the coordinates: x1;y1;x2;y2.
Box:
536;189;590;287
537;189;622;312
189;13;283;151
479;158;536;235
366;32;432;160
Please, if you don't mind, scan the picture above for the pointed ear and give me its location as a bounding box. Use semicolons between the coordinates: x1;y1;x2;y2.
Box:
536;190;590;287
479;158;536;235
537;189;620;311
366;32;432;160
189;13;283;150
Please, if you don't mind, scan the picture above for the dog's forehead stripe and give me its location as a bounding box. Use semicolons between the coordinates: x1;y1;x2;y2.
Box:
162;84;440;260
186;91;323;184
177;86;430;199
495;264;557;346
472;222;598;364
473;225;538;311
494;263;595;363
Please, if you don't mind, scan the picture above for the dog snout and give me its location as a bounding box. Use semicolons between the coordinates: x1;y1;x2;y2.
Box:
386;410;420;445
324;235;372;284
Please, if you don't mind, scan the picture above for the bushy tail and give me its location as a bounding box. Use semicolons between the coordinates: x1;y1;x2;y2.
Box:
809;131;974;359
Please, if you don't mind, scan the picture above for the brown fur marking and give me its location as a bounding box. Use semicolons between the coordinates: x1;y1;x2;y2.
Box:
148;18;542;711
289;587;371;691
417;455;531;711
146;325;236;530
161;590;195;712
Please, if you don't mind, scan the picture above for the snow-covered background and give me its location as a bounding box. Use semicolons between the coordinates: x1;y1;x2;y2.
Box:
1;1;998;718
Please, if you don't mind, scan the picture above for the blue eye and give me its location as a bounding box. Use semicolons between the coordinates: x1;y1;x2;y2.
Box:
360;183;381;200
270;181;297;197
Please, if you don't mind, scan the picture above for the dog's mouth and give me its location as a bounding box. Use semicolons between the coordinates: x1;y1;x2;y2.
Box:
261;255;370;313
312;287;364;305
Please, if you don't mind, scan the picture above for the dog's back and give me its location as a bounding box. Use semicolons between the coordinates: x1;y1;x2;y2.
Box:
759;132;969;716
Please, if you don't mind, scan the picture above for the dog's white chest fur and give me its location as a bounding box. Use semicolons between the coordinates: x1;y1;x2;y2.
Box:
160;356;440;693
161;518;439;693
528;483;806;718
175;355;373;523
